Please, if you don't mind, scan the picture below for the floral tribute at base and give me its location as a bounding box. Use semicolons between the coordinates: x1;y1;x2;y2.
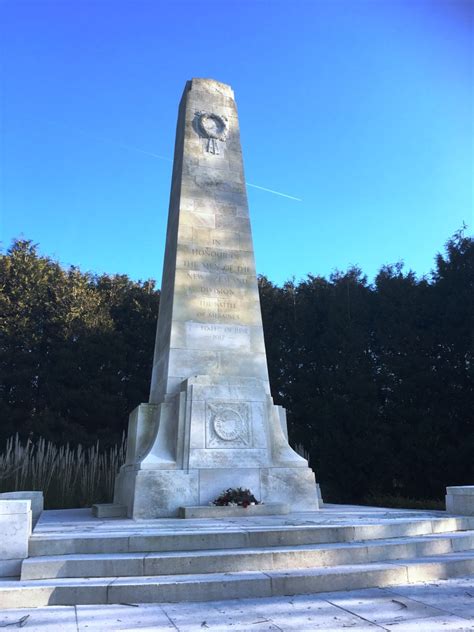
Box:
212;487;261;508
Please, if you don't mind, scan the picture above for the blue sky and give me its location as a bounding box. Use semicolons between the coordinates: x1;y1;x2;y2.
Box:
1;0;472;286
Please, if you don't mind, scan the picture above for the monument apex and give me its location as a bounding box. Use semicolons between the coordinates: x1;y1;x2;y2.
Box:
114;78;319;517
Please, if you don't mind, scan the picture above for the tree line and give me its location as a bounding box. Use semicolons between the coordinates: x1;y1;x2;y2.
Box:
1;232;472;503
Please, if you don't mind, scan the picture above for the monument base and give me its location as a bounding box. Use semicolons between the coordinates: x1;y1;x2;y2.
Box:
115;465;318;519
179;503;290;519
114;376;319;519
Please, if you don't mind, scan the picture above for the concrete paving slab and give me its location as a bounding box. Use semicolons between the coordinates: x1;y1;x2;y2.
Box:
161;600;286;631
0;606;77;631
386;578;474;620
1;576;474;630
252;594;383;630
161;597;381;631
319;586;448;624
384;614;474;630
76;603;175;631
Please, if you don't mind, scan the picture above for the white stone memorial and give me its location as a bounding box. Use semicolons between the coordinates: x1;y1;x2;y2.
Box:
0;499;32;577
114;78;318;518
0;491;43;527
446;486;474;516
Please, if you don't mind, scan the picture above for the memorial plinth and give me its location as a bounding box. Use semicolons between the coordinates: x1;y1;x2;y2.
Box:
114;78;319;518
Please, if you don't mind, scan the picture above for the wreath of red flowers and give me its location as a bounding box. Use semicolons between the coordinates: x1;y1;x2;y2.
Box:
212;487;260;508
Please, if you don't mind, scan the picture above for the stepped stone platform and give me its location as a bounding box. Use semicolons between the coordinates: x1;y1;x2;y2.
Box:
1;504;474;609
1;577;474;630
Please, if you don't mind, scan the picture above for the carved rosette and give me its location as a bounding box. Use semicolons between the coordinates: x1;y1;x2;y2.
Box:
195;111;228;155
206;402;251;448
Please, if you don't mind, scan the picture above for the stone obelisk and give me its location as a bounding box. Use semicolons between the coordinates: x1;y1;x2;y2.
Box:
114;78;318;518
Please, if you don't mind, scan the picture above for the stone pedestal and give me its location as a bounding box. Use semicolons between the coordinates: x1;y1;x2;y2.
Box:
0;500;32;577
115;376;318;518
114;78;318;518
0;491;43;527
446;486;474;515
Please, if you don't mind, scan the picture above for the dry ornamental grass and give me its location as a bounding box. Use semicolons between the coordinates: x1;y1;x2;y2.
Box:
0;433;126;509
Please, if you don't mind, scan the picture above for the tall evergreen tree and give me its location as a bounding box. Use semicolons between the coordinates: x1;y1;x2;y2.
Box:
0;240;159;445
1;231;472;503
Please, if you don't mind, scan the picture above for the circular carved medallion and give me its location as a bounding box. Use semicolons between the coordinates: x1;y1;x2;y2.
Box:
198;113;228;141
213;407;244;441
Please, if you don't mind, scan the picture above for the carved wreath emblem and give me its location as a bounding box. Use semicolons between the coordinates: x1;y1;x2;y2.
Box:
210;405;244;441
196;111;228;155
207;403;250;445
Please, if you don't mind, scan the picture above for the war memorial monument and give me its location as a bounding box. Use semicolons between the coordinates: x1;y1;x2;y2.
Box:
0;79;473;614
113;77;318;518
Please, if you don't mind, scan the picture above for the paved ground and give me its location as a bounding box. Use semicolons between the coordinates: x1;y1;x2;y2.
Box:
27;503;466;557
34;504;454;534
0;575;473;631
1;505;472;628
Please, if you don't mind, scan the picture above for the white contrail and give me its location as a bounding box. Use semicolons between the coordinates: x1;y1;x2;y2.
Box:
43;119;172;162
113;142;171;162
44;119;301;200
245;182;302;202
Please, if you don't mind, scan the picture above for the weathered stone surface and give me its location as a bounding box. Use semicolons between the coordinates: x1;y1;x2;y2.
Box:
114;78;318;518
0;500;32;567
91;504;127;518
3;575;474;623
316;483;324;506
179;503;289;519
118;469;200;518
446;485;474;495
446;485;474;515
199;467;262;505
0;559;22;578
0;491;43;527
260;468;319;511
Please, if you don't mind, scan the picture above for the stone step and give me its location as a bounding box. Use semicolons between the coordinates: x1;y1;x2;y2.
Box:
20;531;474;580
2;551;474;608
28;516;474;557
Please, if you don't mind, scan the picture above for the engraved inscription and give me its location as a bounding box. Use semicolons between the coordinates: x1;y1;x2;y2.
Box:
200;287;235;296
178;244;254;276
175;267;260;324
186;323;251;351
191;248;240;259
173;487;187;494
185;271;253;288
206;402;251;448
196;312;239;321
196;297;239;321
183;260;250;274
